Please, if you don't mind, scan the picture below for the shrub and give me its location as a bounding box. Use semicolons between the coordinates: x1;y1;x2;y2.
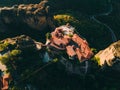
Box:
91;56;100;65
0;42;9;51
54;14;80;26
11;49;21;56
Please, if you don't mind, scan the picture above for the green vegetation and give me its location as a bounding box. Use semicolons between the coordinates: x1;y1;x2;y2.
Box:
91;48;98;54
54;13;112;49
0;49;21;73
91;56;100;65
46;32;51;39
10;50;21;56
0;38;43;87
54;14;79;26
0;42;9;51
0;0;120;90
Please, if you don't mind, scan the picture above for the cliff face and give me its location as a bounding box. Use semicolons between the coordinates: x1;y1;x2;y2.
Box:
0;35;44;72
95;40;120;72
0;0;55;40
0;30;94;89
0;24;94;81
0;35;45;90
0;0;112;16
0;0;119;90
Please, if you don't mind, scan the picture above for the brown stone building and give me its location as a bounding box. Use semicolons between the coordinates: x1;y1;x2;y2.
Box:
46;24;93;62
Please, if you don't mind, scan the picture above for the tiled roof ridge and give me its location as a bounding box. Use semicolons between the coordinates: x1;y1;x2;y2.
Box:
47;25;93;62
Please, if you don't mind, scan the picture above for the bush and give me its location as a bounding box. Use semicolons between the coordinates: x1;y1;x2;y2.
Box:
0;42;9;51
91;56;100;65
54;14;79;26
11;49;21;56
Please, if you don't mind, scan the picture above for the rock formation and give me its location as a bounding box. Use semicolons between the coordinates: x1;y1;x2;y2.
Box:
0;0;55;38
95;40;120;67
1;73;12;90
0;35;45;90
0;72;2;89
94;40;120;81
0;35;44;52
1;24;119;89
0;24;94;87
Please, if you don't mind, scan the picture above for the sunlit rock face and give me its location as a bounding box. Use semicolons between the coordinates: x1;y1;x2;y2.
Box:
95;40;120;74
0;0;55;33
95;40;120;66
0;62;7;71
0;35;44;51
94;40;120;81
0;35;44;71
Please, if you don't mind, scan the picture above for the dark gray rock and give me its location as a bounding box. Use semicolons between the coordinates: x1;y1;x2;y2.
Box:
0;0;55;40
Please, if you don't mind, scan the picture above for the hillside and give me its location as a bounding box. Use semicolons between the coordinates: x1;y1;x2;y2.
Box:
0;0;120;90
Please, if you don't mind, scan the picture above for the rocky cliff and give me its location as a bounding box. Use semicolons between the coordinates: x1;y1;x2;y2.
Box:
0;35;45;89
0;0;119;89
0;24;94;89
95;40;120;74
0;0;55;40
95;40;120;66
93;41;120;87
0;35;44;71
0;19;119;90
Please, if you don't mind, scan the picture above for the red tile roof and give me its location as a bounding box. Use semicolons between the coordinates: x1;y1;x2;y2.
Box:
47;25;93;62
66;46;76;57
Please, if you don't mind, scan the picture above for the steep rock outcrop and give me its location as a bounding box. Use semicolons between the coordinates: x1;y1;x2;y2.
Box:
95;40;120;74
0;35;45;90
0;35;45;71
0;0;111;15
95;40;120;66
0;0;55;38
0;35;44;51
0;73;12;90
0;27;94;89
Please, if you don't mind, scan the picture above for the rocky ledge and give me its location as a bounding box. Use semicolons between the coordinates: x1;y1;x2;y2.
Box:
95;40;120;66
0;35;44;70
95;40;120;73
0;35;45;90
0;24;94;89
0;0;55;35
0;25;120;89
